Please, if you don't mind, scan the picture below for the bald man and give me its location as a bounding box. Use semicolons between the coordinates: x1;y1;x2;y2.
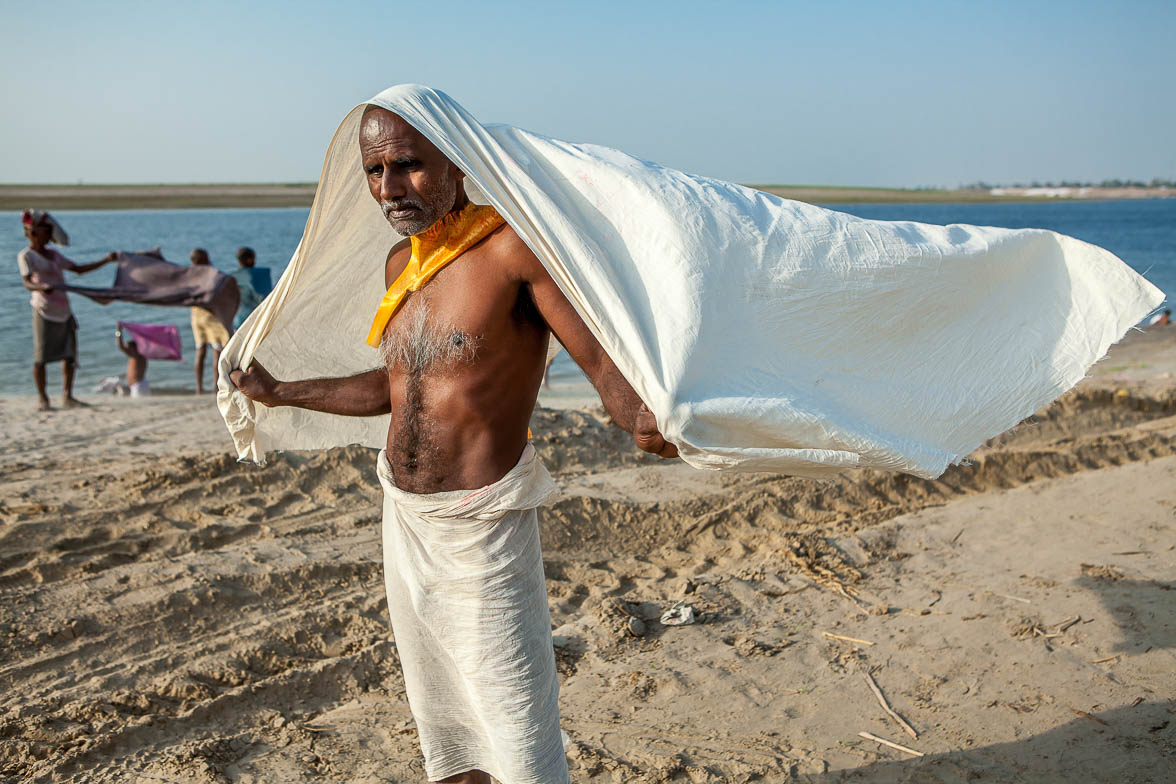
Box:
231;106;675;784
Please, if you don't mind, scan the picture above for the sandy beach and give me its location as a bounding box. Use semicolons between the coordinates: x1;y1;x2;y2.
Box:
1;328;1173;783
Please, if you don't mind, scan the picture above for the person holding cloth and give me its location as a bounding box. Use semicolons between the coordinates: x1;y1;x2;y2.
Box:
188;247;233;394
115;325;150;398
17;210;116;410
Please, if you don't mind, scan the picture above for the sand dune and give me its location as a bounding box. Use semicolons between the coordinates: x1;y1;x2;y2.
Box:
1;329;1174;782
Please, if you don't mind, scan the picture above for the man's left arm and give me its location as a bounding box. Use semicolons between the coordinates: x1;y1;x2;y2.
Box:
512;235;678;458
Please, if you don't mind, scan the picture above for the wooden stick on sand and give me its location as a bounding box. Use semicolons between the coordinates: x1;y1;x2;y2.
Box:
822;632;875;646
863;671;918;739
858;731;925;757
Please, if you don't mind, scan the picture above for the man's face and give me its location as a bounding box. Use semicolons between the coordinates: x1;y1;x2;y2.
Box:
359;107;464;236
190;250;209;265
27;223;51;244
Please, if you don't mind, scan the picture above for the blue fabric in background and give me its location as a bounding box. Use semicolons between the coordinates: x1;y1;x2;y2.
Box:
230;266;273;329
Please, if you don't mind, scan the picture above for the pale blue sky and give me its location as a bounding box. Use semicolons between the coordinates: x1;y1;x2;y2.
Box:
2;0;1172;187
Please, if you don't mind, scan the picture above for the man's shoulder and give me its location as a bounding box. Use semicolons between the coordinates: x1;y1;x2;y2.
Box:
16;247;37;274
483;219;523;250
384;238;412;287
387;237;412;260
480;220;541;276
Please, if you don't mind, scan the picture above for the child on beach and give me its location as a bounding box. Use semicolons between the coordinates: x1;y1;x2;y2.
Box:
115;325;150;397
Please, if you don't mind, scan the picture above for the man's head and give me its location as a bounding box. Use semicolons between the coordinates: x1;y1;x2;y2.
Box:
190;248;210;266
359;106;466;236
24;221;51;244
237;247;256;268
21;210;68;246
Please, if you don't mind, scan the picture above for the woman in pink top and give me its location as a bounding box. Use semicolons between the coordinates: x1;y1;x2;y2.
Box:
18;210;116;410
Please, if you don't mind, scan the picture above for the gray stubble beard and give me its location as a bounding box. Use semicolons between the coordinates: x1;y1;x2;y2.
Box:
381;172;458;236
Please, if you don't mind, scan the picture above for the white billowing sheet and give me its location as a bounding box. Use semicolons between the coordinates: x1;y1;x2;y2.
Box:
218;84;1163;478
376;444;567;783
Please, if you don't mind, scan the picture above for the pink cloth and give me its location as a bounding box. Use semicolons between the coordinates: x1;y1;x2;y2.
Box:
118;321;183;360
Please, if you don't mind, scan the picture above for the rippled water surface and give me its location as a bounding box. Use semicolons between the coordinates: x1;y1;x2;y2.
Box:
1;200;1171;397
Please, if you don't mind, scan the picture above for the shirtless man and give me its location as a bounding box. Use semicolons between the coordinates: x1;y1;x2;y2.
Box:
230;107;676;782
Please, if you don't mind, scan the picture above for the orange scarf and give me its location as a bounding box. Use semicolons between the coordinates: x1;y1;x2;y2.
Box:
366;202;506;347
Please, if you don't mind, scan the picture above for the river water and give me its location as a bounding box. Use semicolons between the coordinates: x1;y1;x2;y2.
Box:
1;200;1171;397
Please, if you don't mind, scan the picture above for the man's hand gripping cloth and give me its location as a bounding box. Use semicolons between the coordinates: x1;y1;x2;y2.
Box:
217;84;1165;478
377;445;568;784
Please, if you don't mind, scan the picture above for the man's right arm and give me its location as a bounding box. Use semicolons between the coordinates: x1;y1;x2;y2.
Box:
115;327;132;357
230;362;391;417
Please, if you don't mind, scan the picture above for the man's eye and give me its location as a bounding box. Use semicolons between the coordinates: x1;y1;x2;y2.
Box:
396;159;418;169
364;165;382;176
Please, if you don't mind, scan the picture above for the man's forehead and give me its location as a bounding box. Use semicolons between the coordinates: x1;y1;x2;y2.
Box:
360;106;432;150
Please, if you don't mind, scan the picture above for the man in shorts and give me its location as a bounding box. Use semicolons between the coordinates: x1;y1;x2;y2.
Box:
189;248;233;395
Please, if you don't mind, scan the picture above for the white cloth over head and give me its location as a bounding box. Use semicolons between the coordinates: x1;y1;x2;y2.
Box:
217;84;1164;479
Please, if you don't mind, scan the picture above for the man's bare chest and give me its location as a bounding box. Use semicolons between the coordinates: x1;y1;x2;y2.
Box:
379;254;524;375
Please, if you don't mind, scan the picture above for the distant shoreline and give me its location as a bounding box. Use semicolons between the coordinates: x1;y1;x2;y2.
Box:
1;182;1171;211
0;184;317;211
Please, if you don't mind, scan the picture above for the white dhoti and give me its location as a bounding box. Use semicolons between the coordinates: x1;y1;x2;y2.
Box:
377;445;568;784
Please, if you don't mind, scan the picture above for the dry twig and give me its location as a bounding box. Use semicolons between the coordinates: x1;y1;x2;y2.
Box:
857;731;925;757
781;535;864;604
823;632;875;646
608;598;637;618
863;671;918;739
1072;709;1109;726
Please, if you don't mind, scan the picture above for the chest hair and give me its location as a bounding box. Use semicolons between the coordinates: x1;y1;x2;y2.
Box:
379;297;480;374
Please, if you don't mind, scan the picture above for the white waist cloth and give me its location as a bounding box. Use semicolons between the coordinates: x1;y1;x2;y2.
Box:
376;445;568;784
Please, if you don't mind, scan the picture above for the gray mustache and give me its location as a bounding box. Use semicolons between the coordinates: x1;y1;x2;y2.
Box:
382;200;423;218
